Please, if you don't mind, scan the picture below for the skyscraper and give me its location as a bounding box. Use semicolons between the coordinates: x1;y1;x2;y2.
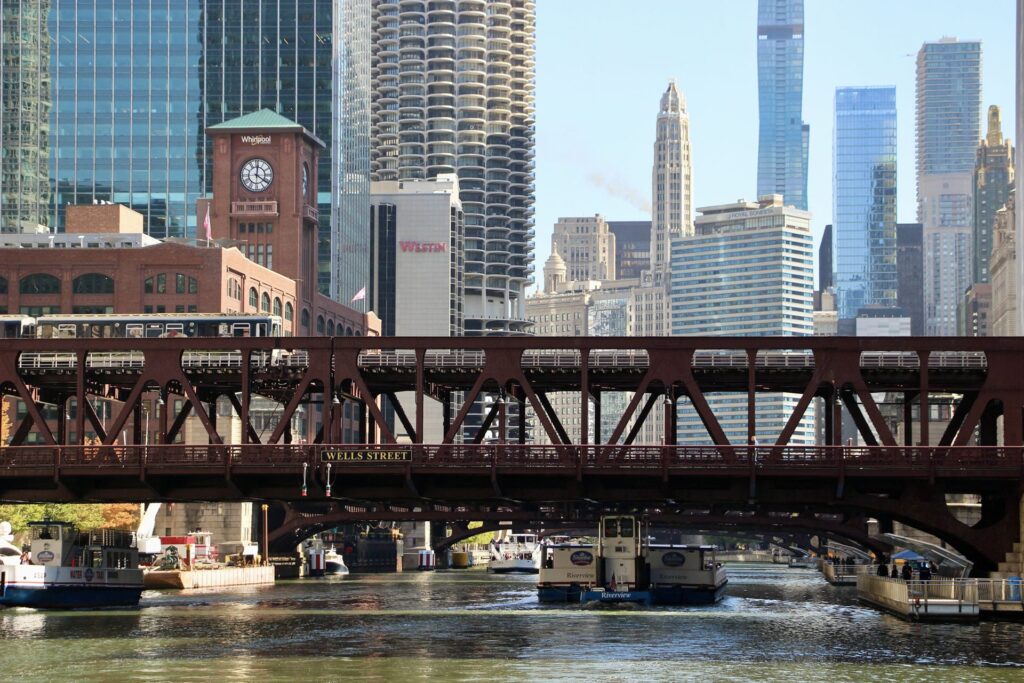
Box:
897;223;925;336
1017;0;1024;334
832;86;897;320
972;105;1014;285
46;1;370;299
757;0;808;211
916;38;982;336
370;0;536;336
670;196;815;444
552;215;616;283
0;0;51;233
650;80;692;272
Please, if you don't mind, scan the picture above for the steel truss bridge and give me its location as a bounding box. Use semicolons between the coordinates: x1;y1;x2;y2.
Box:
0;335;1021;572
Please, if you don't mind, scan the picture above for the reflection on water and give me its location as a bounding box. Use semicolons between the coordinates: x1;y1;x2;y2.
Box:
1;564;1022;681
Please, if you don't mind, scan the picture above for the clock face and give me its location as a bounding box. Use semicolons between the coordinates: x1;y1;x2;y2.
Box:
240;158;273;193
302;164;309;198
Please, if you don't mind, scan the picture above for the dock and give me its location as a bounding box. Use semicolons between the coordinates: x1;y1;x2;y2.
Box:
856;575;979;621
822;562;874;586
144;566;275;590
977;578;1024;616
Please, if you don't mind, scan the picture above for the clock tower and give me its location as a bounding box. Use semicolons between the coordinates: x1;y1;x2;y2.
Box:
205;109;324;305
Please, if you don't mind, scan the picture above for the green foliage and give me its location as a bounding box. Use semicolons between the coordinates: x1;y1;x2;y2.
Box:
459;521;496;545
0;504;107;534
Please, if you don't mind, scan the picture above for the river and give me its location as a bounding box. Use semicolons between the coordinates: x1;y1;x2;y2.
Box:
1;564;1023;681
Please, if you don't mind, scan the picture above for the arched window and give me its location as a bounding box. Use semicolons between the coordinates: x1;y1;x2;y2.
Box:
248;287;258;308
0;277;8;294
261;292;271;312
327;320;335;336
316;315;325;334
301;309;310;330
273;297;282;317
345;327;353;337
285;302;294;321
72;273;115;294
20;273;60;295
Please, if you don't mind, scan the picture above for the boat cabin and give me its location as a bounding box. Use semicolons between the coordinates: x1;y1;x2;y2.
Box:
29;522;137;570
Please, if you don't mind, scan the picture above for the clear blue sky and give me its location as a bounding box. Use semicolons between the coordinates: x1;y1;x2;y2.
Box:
532;0;1017;282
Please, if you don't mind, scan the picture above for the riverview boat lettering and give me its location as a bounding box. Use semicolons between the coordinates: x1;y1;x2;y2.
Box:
321;448;412;462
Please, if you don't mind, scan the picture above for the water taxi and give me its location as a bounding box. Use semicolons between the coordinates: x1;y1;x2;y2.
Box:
538;515;727;606
488;533;541;574
0;521;143;608
325;547;349;575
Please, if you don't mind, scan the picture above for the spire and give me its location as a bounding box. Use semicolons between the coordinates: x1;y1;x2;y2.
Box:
986;105;1003;146
659;80;686;116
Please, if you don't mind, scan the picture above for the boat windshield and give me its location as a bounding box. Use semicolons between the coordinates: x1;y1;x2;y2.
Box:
31;524;65;541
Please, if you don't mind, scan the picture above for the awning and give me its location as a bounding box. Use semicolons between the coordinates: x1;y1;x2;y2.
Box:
878;533;973;577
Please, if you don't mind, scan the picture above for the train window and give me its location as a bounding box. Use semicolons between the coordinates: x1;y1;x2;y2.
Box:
231;324;251;337
145;324;163;338
256;323;267;337
126;324;143;338
165;323;185;336
20;273;60;294
56;324;77;338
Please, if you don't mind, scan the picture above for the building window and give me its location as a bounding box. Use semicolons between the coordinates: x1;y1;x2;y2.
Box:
285;302;294;322
72;273;115;294
273;297;282;317
327;320;335;336
0;277;8;294
301;309;310;330
316;315;325;334
261;292;271;312
20;273;60;295
249;287;258;308
174;273;197;294
72;305;114;314
20;305;60;316
144;273;167;294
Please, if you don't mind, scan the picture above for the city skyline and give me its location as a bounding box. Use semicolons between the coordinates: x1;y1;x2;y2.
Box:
534;0;1016;285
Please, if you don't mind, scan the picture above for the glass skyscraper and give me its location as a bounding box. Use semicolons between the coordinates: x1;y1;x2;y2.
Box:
832;86;897;320
46;0;369;298
0;0;51;233
756;0;808;211
915;38;981;335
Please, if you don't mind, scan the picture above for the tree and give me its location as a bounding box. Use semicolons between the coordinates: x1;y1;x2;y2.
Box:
102;504;140;530
0;504;107;533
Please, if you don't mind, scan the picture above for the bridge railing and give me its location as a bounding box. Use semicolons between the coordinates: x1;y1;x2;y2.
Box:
0;444;1020;474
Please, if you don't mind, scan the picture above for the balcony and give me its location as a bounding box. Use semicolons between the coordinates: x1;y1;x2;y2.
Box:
303;205;320;223
231;201;278;216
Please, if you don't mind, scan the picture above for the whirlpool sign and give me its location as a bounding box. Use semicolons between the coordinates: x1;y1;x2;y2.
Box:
570;551;594;566
661;551;687;567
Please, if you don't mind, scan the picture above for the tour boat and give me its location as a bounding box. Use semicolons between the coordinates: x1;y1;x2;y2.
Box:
788;554;817;569
488;533;541;574
325;547;349;575
0;521;144;608
538;515;728;606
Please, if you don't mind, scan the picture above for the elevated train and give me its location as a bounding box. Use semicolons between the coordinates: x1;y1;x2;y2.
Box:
0;313;283;340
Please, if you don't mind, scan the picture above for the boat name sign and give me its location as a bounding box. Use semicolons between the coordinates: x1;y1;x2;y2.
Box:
321;448;412;463
36;550;54;563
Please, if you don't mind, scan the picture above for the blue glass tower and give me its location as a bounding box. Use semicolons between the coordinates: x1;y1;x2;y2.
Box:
47;0;370;299
832;86;898;320
756;0;808;211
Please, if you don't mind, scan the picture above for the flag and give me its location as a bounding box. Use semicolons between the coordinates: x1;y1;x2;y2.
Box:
351;286;366;303
203;204;212;242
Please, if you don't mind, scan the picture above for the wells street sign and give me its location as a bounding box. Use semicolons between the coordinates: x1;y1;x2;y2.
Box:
321;447;412;463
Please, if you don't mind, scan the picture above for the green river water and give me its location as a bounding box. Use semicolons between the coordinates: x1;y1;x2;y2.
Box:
1;564;1022;682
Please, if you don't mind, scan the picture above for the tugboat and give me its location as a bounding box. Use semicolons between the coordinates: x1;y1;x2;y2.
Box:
0;521;144;608
488;533;541;574
537;515;727;606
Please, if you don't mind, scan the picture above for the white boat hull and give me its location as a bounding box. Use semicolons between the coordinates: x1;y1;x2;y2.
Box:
0;565;143;608
488;558;539;574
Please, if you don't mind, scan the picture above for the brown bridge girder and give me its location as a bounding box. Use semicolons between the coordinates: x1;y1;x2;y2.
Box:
1;335;1023;571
